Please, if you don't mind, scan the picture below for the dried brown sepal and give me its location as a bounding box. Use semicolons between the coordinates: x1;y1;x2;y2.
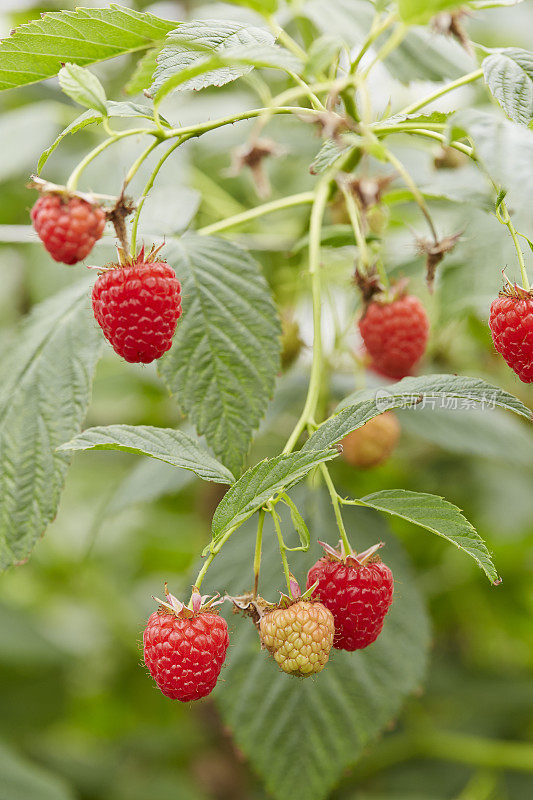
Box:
226;593;275;630
417;231;462;292
500;275;533;300
105;190;136;257
432;10;473;55
317;539;385;567
354;267;386;304
301;110;355;143
433;146;467;170
227;138;286;199
339;173;396;212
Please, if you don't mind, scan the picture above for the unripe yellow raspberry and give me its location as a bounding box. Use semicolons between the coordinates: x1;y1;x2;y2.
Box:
259;601;334;677
341;411;400;469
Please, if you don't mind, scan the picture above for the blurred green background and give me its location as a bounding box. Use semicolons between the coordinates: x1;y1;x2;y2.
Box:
1;1;533;799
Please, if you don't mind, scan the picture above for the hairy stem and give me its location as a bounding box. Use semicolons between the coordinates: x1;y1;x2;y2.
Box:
66;129;155;192
383;146;439;243
253;509;266;598
397;67;484;118
496;196;530;290
351;11;398;73
339;181;370;274
320;464;351;552
270;503;292;592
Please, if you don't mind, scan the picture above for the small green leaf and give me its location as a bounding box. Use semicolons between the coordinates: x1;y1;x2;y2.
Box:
59;425;235;485
358;489;500;584
304;375;531;452
58;62;107;114
286;498;310;550
483;49;533;125
309;138;352;175
211;450;338;544
158;235;281;477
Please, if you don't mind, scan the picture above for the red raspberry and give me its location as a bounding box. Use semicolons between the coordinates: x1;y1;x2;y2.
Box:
489;286;533;383
306;542;393;651
143;593;229;701
92;247;182;363
31;194;105;265
359;294;429;379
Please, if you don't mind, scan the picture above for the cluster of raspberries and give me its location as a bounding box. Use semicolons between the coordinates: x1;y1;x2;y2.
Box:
143;544;394;701
32;193;182;363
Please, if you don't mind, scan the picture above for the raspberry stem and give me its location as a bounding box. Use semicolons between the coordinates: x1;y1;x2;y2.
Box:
197;191;315;237
66;129;155;192
396;68;484;118
495;195;530;291
253;509;265;598
270;503;292;593
320;464;352;554
339;179;371;276
382;146;439;244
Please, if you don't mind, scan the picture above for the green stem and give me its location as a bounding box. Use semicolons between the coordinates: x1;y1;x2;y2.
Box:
383;146;439;243
268;17;308;61
363;22;408;78
270;503;292;592
197;191;315;236
283;178;330;454
123;139;161;189
320;464;351;552
397;67;484;118
130;137;184;256
339;181;370;274
374;125;474;157
164;106;317;141
496;196;530;290
66;129;154;192
253;509;265;598
192;551;216;593
350;11;397;73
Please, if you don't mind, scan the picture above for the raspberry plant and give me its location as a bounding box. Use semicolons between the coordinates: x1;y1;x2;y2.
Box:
1;1;533;799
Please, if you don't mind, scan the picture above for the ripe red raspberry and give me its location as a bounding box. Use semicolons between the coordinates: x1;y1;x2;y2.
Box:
143;589;229;701
31;193;105;265
92;246;182;363
489;285;533;383
306;542;393;651
359;294;429;379
259;600;334;677
341;412;400;469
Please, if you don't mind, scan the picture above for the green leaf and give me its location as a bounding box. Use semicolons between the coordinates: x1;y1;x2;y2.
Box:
358;489;500;584
107;458;194;516
397;0;466;24
483;49;533;125
150;21;299;100
309;138;352;175
0;279;102;571
125;47;161;95
211;450;338;543
37;100;165;173
58;62;107;115
304;374;531;452
158;235;281;477
0;739;75;800
58;424;234;485
304;35;344;79
0;5;176;92
206;487;430;800
286;498;310;550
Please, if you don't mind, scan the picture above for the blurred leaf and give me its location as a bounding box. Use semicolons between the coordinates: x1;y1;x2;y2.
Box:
223;0;278;11
304;375;531;452
139;185;200;236
107;458;194;515
150;21;299;100
125;47;161;95
59;425;235;484
0;739;74;800
398;405;533;467
159;235;281;477
0;103;60;181
0;6;176;92
38;101;166;173
206;488;430;800
211;450;338;543
483;49;533;125
397;0;466;24
359;489;499;584
58;63;107;115
0;279;102;568
309;138;351;175
450;109;533;216
304;35;344;78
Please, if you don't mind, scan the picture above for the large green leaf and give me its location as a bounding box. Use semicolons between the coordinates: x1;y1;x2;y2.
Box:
211;450;338;543
0;739;74;800
304;375;531;452
59;424;234;485
206;488;430;800
358;489;499;584
0;5;176;92
149;21;300;101
158;235;281;477
0;280;101;571
483;49;533;125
